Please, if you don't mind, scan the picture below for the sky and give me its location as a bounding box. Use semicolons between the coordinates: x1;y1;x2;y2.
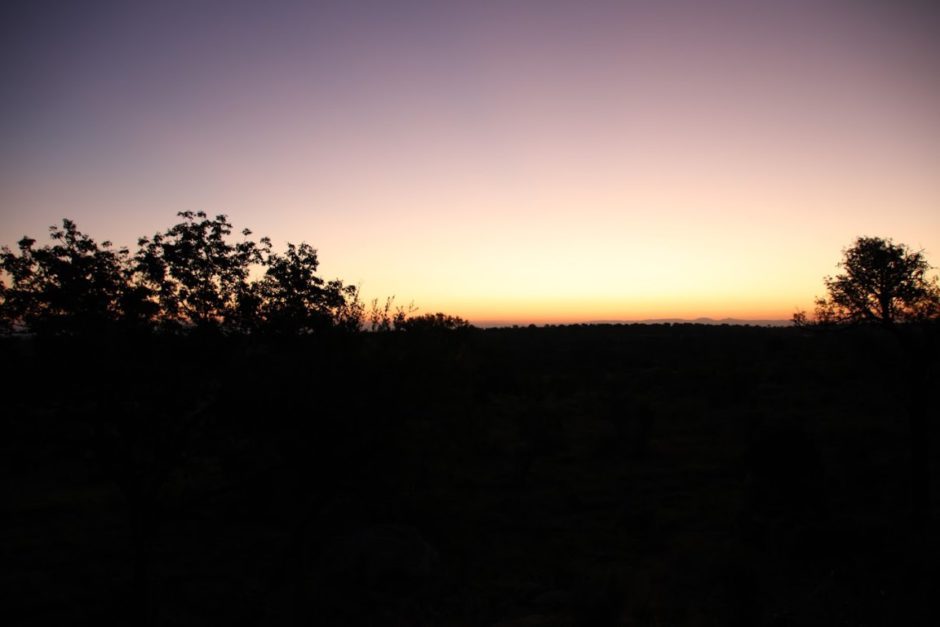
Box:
2;0;939;325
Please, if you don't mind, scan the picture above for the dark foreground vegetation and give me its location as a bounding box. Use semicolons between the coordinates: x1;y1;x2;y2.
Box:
3;221;938;624
3;322;938;626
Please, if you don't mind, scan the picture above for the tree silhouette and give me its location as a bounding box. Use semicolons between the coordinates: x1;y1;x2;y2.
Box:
134;211;268;332
808;236;940;326
796;236;940;528
2;214;474;336
0;220;155;334
258;242;361;334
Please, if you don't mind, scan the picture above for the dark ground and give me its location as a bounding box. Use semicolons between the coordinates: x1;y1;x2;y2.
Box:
2;323;938;626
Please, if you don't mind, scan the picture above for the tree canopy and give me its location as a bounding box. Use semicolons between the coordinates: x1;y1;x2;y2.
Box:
0;220;149;334
800;236;940;326
0;213;377;335
1;213;474;336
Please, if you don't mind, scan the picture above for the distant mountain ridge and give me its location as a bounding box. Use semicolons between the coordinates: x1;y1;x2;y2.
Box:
626;317;790;327
474;318;792;328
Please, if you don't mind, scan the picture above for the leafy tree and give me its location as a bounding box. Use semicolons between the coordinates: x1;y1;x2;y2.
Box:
2;213;458;336
257;242;361;334
134;211;268;331
797;236;940;527
0;220;153;334
809;236;940;326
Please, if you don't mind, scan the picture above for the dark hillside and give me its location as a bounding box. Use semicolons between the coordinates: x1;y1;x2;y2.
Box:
3;324;937;626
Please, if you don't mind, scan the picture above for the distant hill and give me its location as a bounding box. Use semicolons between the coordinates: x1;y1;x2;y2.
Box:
629;317;791;327
474;317;791;328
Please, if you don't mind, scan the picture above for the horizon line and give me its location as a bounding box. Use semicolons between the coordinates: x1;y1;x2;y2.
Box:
467;316;792;328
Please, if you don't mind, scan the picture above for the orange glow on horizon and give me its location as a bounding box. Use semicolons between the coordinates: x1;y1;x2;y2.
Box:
2;2;938;324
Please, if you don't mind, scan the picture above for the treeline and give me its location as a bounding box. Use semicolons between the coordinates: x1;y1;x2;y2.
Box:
0;212;470;335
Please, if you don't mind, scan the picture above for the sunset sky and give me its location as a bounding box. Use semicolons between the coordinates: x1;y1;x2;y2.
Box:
2;0;938;324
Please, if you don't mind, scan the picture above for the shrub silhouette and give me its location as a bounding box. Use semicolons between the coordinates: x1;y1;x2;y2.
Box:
397;312;472;332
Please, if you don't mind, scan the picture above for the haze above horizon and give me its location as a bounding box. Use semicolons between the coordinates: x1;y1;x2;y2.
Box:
2;0;939;325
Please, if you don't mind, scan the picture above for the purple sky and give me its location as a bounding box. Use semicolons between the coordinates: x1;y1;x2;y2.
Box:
3;0;939;323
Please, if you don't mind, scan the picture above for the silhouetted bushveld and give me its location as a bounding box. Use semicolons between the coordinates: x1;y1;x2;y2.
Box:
3;322;938;626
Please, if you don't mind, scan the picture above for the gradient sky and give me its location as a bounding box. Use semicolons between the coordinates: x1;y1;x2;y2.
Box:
2;0;939;324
